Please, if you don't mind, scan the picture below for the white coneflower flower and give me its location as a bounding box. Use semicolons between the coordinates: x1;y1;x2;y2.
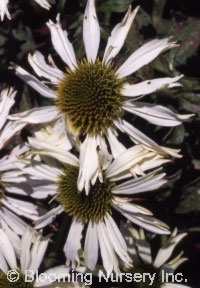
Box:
0;0;55;21
16;144;170;273
10;2;193;190
0;227;70;287
122;223;191;288
0;87;39;236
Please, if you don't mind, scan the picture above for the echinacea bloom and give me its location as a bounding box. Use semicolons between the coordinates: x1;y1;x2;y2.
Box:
0;87;38;231
16;142;170;274
123;223;191;288
0;227;70;288
10;2;192;191
0;0;55;21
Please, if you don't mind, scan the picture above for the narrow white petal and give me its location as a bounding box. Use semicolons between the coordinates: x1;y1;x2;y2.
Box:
0;228;17;269
117;38;178;78
28;51;63;83
83;0;100;62
107;128;126;159
20;228;35;272
84;221;98;270
103;6;139;64
154;231;187;268
0;249;8;273
64;219;84;267
28;136;79;166
114;119;181;158
0;120;26;150
114;206;170;234
28;234;49;271
122;75;183;97
34;206;63;229
113;170;166;195
123;101;193;126
13;65;56;98
0;208;28;235
106;145;152;178
105;214;131;264
0;87;16;130
0;0;11;21
113;198;153;215
77;135;101;194
47;14;77;70
8;106;59;124
34;0;55;10
0;220;21;257
97;222;119;275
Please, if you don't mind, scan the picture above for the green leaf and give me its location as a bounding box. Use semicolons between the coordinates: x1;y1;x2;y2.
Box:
98;0;132;13
176;177;200;214
166;125;185;145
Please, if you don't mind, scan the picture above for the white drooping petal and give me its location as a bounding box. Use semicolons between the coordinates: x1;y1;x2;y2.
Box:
0;220;21;257
117;38;178;78
15;159;61;182
105;214;131;264
153;230;187;268
34;206;63;229
106;145;152;178
28;136;79;167
0;0;11;21
1;197;39;221
114;202;170;235
0;120;26;150
107;128;126;159
97;222;119;275
13;65;56;98
20;228;35;272
77;135;101;194
121;75;183;97
0;228;17;270
114;119;181;158
123;101;193;127
28;51;63;84
83;0;100;62
0;249;8;273
0;87;16;130
64;219;84;267
103;6;139;64
134;229;152;265
34;0;55;10
33;118;72;151
0;208;28;235
47;14;77;70
112;169;166;195
113;197;153;215
0;144;28;172
84;221;99;270
8;106;59;124
28;234;49;272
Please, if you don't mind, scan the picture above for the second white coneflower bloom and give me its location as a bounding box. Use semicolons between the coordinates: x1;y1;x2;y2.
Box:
16;144;170;273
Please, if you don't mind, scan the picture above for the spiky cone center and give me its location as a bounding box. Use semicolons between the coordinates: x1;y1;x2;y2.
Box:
126;265;162;288
56;166;115;223
0;270;35;288
56;59;125;136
